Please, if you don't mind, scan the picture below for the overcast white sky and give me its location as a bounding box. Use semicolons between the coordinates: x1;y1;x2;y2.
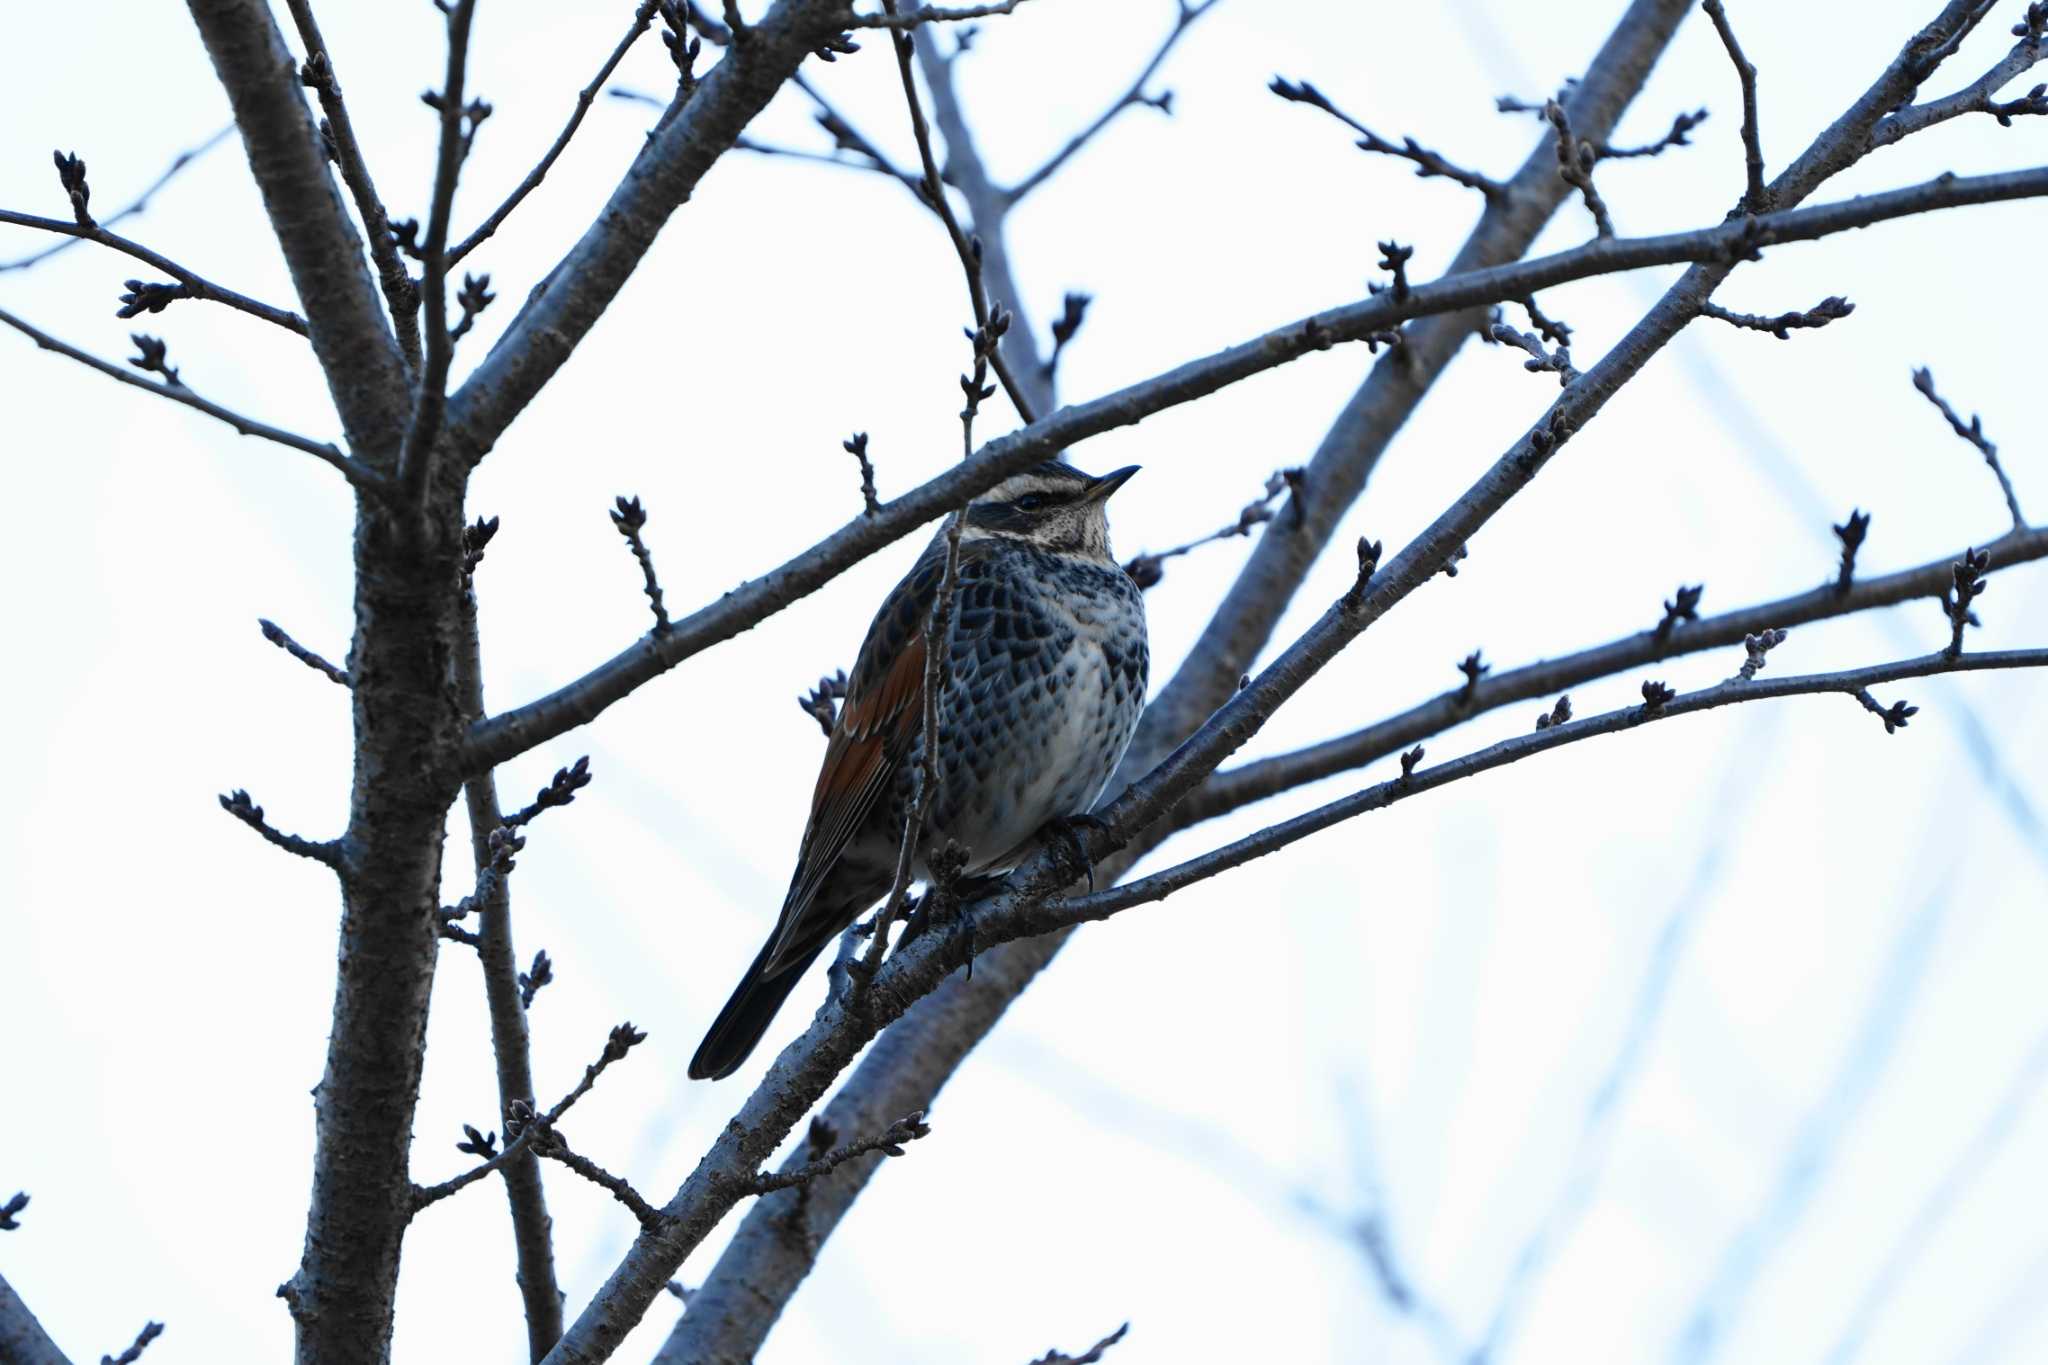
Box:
3;3;2046;1363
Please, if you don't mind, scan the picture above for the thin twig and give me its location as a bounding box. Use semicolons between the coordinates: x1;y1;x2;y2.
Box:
286;1;423;370
741;1111;932;1194
1913;366;2025;528
1030;1324;1131;1365
878;0;1038;421
0;210;306;334
1545;99;1615;236
101;1322;165;1365
1123;467;1303;589
412;1022;646;1213
1702;0;1768;211
259;619;351;686
451;1;661;264
1872;27;2048;146
0;306;380;493
1700;295;1854;339
1049;649;2048;924
848;0;1032;26
1592;106;1709;159
397;0;482;506
0;126;233;273
1270;78;1503;199
218;789;344;868
1007;0;1220;203
610;496;672;633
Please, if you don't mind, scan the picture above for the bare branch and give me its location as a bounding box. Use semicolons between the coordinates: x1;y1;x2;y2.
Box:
0;306;382;492
1029;1324;1130;1365
1007;0;1219;203
1873;26;2048;146
1913;365;2025;528
286;2;424;370
1186;522;2048;826
847;1;1031;26
532;1128;667;1231
1700;294;1854;339
1833;509;1871;594
1592;105;1709;159
878;0;1038;420
0;1270;73;1365
1545;98;1615;236
610;496;672;633
1269;77;1504;199
1124;467;1303;590
1048;649;2048;925
0;126;233;274
397;0;483;505
1702;0;1768;211
740;1111;931;1194
100;1322;164;1365
0;209;307;334
218;789;344;868
185;0;412;457
0;1193;24;1231
450;1;663;264
842;431;880;514
1487;318;1578;384
259;619;351;686
1943;546;1990;657
461;164;2048;774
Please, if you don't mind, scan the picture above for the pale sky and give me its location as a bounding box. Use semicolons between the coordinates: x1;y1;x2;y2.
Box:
3;3;2046;1363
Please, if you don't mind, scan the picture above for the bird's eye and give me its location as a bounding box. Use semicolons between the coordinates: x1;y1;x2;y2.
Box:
1013;493;1050;512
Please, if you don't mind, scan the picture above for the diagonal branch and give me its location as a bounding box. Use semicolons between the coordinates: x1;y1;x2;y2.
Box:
460;162;2048;775
184;0;411;460
0;210;307;334
1702;0;1768;210
397;0;482;505
285;0;424;371
1006;0;1220;204
0;125;234;274
1183;523;2048;826
1872;25;2048;146
0;306;381;492
1913;365;2025;529
450;2;662;265
1045;649;2048;924
0;1271;73;1365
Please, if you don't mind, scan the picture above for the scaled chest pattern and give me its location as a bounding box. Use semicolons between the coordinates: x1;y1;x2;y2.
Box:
897;546;1148;873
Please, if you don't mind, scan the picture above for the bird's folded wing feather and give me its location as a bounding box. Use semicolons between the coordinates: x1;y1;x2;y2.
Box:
766;536;979;973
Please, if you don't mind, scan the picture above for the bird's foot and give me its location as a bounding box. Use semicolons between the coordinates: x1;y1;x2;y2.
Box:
1039;812;1117;893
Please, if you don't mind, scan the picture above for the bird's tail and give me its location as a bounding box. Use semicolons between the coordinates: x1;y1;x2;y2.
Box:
688;934;826;1081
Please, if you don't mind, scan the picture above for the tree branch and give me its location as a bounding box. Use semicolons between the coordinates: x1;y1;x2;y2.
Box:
0;1272;72;1365
0;306;382;492
260;618;352;686
185;0;411;461
1270;77;1504;199
1699;294;1854;339
1913;364;2025;529
1006;0;1220;204
448;0;859;459
739;1111;931;1195
1045;649;2048;925
449;573;566;1360
0;210;307;334
450;1;663;265
461;163;2048;773
1182;522;2048;826
1872;26;2048;146
397;0;482;506
219;788;346;868
1702;0;1768;210
285;0;424;371
0;125;234;274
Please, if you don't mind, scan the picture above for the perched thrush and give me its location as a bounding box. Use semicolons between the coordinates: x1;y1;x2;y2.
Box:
689;461;1148;1080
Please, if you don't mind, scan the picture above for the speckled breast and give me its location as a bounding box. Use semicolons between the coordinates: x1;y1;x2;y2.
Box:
899;547;1148;875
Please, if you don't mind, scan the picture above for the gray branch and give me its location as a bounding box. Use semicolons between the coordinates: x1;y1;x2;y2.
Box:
0;306;379;492
0;1271;73;1365
0;209;306;333
1183;523;2048;826
1043;649;2048;925
185;0;411;462
459;162;2048;775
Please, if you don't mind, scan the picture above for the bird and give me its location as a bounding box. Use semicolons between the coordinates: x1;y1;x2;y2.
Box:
689;460;1148;1080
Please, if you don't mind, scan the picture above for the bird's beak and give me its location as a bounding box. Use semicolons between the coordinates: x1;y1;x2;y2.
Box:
1085;465;1141;501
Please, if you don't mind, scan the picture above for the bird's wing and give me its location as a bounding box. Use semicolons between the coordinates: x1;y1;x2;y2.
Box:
764;533;984;974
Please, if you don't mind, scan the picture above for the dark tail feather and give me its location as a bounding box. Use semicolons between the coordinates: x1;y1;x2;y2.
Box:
688;936;826;1081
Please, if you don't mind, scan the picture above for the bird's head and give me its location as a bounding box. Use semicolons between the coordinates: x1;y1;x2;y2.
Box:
961;460;1139;560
